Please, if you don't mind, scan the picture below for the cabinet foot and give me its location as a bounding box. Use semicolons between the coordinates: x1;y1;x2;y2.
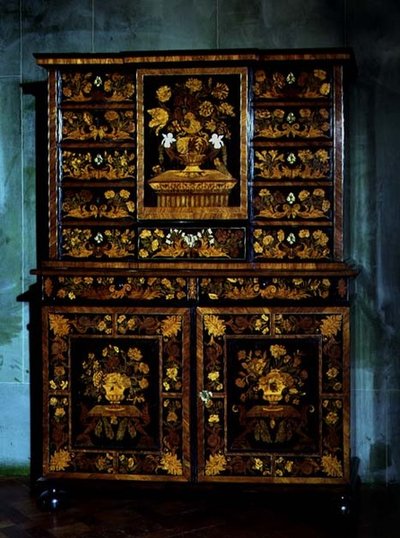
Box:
37;483;67;511
336;457;361;518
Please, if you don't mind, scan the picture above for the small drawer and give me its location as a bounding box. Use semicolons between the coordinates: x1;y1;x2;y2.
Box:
252;186;332;221
60;71;135;102
61;149;135;181
252;226;332;261
61;187;135;221
60;226;135;259
138;226;246;260
61;109;135;142
253;147;332;181
253;67;331;100
42;275;191;303
254;106;331;140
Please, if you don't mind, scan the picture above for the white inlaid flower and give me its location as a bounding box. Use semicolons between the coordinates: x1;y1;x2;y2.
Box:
286;192;296;205
209;133;224;149
161;132;176;148
287;232;296;245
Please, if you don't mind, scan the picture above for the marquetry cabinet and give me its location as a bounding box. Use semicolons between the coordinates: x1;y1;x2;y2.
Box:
32;49;356;489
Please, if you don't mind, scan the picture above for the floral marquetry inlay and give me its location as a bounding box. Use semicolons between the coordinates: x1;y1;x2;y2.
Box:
62;110;135;141
61;72;135;102
253;68;331;99
254;107;331;139
44;307;190;480
62;150;135;181
253;188;331;220
254;149;331;180
199;276;340;302
252;228;331;260
61;228;135;259
197;307;349;482
36;51;352;487
62;189;135;219
44;276;189;302
138;227;245;259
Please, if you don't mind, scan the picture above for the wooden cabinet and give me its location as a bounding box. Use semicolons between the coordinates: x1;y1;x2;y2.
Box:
33;49;356;488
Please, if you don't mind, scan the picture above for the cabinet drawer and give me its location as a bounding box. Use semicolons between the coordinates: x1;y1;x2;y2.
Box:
61;187;136;221
252;227;332;261
254;106;331;140
61;109;135;142
60;226;135;259
253;186;332;221
61;149;135;181
60;71;135;103
253;67;331;100
253;147;332;181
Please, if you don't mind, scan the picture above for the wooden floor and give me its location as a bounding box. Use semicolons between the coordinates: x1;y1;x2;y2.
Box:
0;478;399;537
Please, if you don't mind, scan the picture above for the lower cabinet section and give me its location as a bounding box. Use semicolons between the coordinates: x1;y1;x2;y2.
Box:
41;305;349;486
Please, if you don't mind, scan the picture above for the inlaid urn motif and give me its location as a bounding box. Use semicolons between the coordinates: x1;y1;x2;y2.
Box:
145;73;240;208
258;368;293;405
102;372;131;405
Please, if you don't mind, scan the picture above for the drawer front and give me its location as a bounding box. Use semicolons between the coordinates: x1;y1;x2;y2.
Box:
60;71;135;103
61;149;135;182
196;307;349;484
61;109;135;142
253;147;332;181
254;106;331;140
253;186;332;222
253;67;332;100
252;227;332;261
138;227;246;260
60;226;135;259
61;187;136;221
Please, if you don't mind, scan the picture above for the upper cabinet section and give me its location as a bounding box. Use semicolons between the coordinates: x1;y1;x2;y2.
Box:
35;49;351;263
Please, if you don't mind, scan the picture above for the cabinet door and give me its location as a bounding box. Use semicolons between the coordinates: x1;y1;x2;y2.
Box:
196;307;349;484
42;306;191;481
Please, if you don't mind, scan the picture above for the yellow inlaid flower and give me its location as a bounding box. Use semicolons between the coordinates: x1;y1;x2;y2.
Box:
326;367;339;379
212;82;229;99
182;112;202;134
54;407;65;419
49;314;70;337
208;371;220;382
218;102;235;117
185;78;202;92
119;189;130;199
156;85;172;102
325;411;339;425
160;452;183;475
319;82;331;96
204;315;226;337
128;347;142;361
321;454;343;477
205;453;227;476
49;449;72;471
320;315;342;337
314;69;327;80
270;344;287;359
148;107;169;134
253;457;264;471
166;367;179;381
199;101;214;117
161;315;182;338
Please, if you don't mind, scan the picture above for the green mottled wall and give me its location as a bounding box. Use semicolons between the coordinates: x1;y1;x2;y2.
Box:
0;0;399;482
